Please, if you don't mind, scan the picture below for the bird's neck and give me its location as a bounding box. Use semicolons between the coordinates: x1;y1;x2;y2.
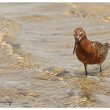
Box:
76;37;91;51
77;37;89;46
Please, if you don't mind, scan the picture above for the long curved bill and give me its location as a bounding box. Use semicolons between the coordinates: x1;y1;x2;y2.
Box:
73;40;77;55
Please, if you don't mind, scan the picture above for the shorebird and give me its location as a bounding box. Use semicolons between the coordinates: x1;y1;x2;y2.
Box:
73;27;110;76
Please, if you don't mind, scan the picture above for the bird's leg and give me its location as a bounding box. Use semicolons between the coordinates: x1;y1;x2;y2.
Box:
84;64;88;77
99;64;102;73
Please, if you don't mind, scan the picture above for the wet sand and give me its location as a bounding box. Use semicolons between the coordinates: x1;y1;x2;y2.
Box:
0;3;110;107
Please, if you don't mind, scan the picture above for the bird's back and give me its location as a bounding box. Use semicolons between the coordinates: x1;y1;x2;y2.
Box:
76;40;110;64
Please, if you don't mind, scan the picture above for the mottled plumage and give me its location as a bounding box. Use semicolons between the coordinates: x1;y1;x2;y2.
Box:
73;27;110;76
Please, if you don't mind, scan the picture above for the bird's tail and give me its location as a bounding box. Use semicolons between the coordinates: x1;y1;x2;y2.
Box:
102;43;110;57
108;43;110;48
104;43;110;49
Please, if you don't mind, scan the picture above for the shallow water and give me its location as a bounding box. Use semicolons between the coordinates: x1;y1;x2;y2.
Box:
0;3;110;107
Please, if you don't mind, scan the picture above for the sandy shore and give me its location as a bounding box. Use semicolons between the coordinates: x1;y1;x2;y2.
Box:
0;3;110;107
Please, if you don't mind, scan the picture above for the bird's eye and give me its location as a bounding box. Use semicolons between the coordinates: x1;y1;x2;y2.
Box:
79;31;83;36
80;33;83;36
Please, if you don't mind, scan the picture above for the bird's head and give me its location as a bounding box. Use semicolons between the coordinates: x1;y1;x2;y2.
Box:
73;27;87;42
73;27;87;55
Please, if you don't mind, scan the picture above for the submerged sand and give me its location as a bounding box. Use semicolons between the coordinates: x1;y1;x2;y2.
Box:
0;3;110;107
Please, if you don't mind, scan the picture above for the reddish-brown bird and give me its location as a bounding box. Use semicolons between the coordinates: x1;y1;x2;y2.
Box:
73;27;110;76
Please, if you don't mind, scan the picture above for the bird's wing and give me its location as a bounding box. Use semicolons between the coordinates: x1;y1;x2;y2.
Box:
91;41;103;50
91;41;109;56
83;41;104;54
